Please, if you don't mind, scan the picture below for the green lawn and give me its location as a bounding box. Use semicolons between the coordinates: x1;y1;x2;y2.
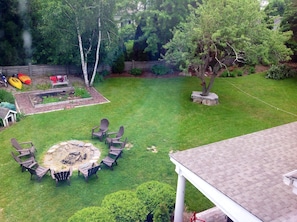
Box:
1;73;297;221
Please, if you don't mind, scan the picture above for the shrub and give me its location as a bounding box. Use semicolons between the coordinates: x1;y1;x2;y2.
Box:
265;64;295;80
249;66;256;74
94;70;110;83
111;54;125;74
136;181;176;221
236;69;243;76
130;68;142;76
16;113;25;122
153;203;171;222
101;190;147;222
151;64;171;75
68;207;115;222
74;87;91;98
100;70;109;77
69;181;175;222
220;69;239;77
0;89;14;103
220;70;230;77
229;71;237;77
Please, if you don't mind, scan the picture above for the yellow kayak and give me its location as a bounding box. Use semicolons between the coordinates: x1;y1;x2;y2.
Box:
8;77;22;89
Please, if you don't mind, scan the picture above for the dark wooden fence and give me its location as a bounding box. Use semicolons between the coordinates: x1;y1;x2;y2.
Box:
0;61;172;77
0;64;81;76
124;60;169;71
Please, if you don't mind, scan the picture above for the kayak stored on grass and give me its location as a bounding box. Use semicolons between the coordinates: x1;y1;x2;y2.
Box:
17;73;31;85
8;77;22;89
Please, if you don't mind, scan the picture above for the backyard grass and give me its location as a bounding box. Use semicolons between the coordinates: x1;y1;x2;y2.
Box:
0;72;297;221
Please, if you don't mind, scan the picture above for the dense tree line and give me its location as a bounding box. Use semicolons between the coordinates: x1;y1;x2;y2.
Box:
0;0;198;66
0;0;296;85
0;0;27;65
280;0;297;61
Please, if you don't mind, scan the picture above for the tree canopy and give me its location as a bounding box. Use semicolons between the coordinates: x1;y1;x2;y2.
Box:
0;0;28;65
1;0;297;85
163;0;293;95
280;0;297;61
36;0;117;86
117;0;197;60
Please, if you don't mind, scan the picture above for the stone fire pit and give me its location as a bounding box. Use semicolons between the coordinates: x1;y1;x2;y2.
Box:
43;140;101;171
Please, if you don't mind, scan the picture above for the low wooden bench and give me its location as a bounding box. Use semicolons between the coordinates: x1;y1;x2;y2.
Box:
50;75;69;88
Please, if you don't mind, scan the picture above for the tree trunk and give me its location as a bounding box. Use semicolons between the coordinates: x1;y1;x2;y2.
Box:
76;19;90;87
204;74;216;96
90;17;102;86
196;59;218;96
195;65;209;96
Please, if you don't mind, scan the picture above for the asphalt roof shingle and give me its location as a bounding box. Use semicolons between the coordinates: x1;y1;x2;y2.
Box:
170;121;297;221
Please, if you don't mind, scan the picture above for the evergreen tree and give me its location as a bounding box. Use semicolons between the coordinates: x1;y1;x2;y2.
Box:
280;0;297;61
0;0;26;65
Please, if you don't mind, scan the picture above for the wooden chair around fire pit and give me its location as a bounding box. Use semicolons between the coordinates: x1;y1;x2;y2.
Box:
51;167;73;187
78;163;101;182
100;151;121;170
105;126;124;148
11;138;36;158
24;162;50;182
11;151;36;172
92;118;109;141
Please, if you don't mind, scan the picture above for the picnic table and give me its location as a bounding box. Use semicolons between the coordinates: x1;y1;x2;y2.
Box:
50;75;69;88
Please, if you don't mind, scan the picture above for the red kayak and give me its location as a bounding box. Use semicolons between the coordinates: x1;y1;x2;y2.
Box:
18;73;31;85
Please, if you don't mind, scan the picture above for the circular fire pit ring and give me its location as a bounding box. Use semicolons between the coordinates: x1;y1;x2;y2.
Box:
43;140;101;171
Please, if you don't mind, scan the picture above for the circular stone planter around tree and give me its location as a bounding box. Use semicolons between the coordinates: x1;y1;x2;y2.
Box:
191;91;219;106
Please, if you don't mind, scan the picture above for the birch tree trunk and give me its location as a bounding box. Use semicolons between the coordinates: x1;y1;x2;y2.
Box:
90;17;102;86
76;22;90;87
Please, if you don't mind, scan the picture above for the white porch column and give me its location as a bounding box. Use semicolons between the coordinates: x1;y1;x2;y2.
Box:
174;169;186;222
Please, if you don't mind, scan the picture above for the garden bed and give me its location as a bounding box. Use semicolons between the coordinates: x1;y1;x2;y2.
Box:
14;86;108;115
29;87;92;108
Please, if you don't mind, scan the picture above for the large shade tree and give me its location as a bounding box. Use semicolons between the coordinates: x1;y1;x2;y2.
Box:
117;0;197;60
38;0;117;86
280;0;297;61
164;0;293;96
136;0;196;59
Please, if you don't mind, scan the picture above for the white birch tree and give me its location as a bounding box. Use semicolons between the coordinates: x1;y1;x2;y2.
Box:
38;0;116;86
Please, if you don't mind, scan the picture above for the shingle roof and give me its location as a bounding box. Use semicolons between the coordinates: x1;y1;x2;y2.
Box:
0;107;10;119
170;121;297;221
